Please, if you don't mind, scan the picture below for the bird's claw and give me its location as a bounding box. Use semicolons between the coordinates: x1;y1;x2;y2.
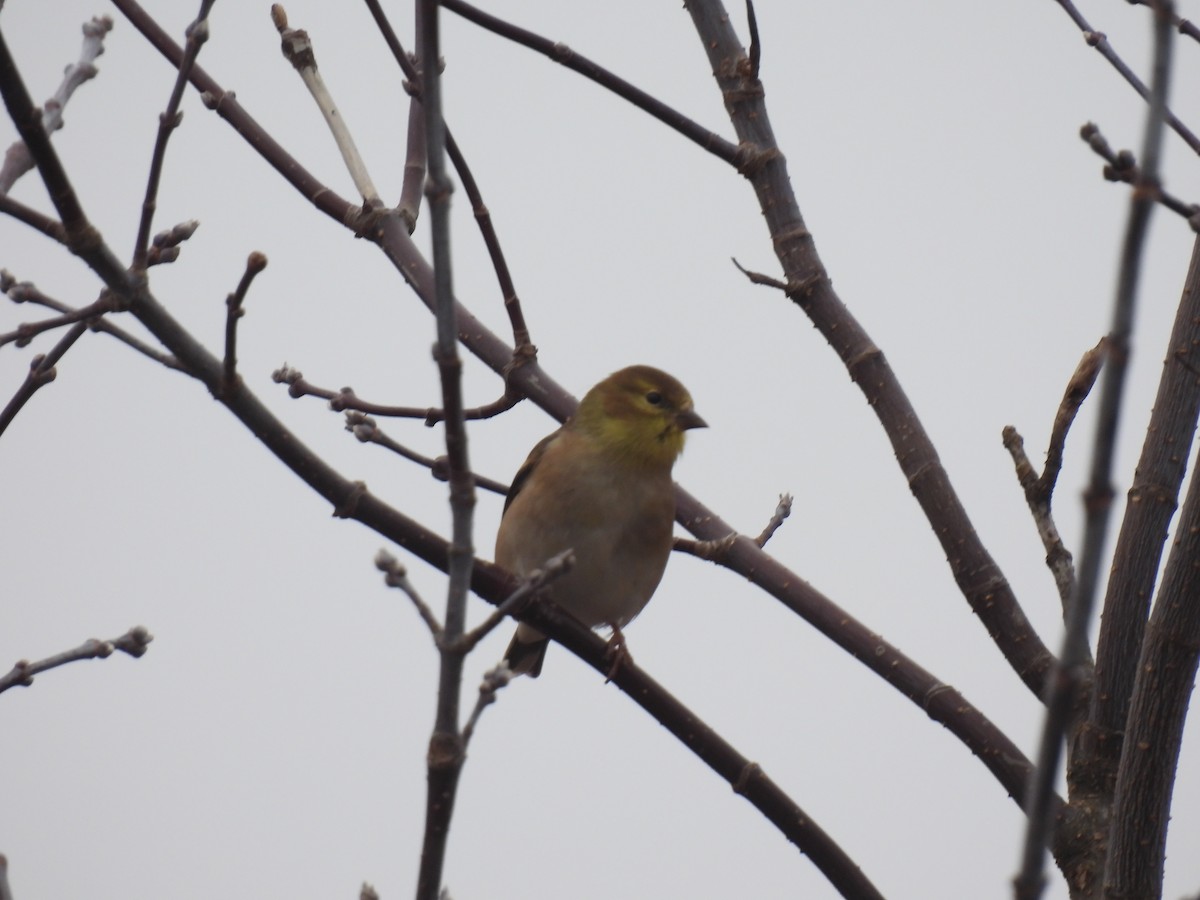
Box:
603;623;631;682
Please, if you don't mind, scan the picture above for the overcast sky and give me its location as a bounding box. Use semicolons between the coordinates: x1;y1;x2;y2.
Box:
2;1;1199;898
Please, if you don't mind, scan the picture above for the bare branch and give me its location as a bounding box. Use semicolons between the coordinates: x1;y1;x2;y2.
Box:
1124;0;1200;45
220;251;268;396
0;626;153;696
1050;0;1200;156
1080;122;1200;224
675;494;790;560
272;4;382;207
745;0;761;81
376;550;442;638
1002;427;1076;613
1038;339;1105;502
698;6;1056;699
440;0;741;167
0;322;86;437
416;1;475;894
273;365;520;424
1104;435;1200;897
455;549;574;654
344;411;511;497
0;292;114;348
113;0;1046;851
1017;4;1176;896
0;15;111;194
460;664;512;748
3;273;187;372
1002;341;1104;612
1083;234;1200;803
131;1;214;269
0;192;66;241
755;493;792;548
361;0;535;351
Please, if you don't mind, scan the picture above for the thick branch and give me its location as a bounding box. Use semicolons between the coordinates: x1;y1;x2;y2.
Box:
1082;234;1200;795
687;1;1055;698
1020;4;1175;896
1103;437;1200;898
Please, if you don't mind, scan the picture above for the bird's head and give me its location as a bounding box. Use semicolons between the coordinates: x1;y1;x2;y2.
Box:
574;365;706;468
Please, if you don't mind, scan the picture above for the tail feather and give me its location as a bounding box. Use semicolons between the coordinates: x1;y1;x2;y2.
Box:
504;632;549;678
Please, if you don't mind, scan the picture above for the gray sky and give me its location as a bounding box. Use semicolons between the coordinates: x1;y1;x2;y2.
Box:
2;1;1198;898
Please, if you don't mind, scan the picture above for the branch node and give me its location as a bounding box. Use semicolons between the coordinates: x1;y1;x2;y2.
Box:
333;480;367;518
732;761;763;796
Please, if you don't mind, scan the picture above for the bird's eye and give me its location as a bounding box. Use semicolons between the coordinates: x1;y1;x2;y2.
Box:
645;390;664;406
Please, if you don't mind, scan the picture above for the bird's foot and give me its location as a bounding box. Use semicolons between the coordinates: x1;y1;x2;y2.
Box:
603;623;631;682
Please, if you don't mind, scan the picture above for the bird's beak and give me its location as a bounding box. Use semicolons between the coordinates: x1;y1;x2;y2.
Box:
676;408;708;431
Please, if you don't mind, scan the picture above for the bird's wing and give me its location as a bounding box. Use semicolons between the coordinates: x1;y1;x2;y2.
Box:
502;427;563;515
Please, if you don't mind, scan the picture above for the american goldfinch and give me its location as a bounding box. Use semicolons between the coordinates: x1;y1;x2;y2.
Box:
497;365;706;677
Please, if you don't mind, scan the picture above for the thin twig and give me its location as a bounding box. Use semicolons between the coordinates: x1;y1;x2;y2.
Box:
1016;4;1175;898
745;0;761;81
221;251;267;396
0;626;153;695
0;292;114;348
754;493;792;547
361;0;535;352
440;0;741;167
1079;122;1199;224
344;411;510;496
131;0;214;269
454;549;574;654
0;321;87;437
392;0;427;231
271;4;382;207
1001;341;1104;613
376;549;442;637
2;273;187;372
460;663;512;748
675;494;791;560
0;15;111;194
1002;427;1076;613
1038;339;1106;502
732;256;788;289
1126;0;1200;44
0;193;66;241
1051;0;1200;156
273;364;520;423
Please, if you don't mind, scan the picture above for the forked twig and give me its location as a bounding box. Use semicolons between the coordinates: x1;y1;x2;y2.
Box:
1002;340;1105;612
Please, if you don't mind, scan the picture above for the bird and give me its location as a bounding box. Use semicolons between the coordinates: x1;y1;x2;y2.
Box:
496;365;706;678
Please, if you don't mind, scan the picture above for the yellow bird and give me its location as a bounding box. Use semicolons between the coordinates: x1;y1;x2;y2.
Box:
497;365;706;677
